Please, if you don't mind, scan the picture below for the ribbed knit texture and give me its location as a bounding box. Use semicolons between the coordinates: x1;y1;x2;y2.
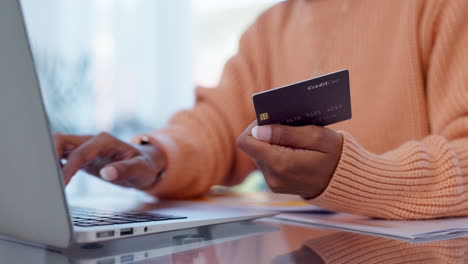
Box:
306;232;468;264
140;0;468;219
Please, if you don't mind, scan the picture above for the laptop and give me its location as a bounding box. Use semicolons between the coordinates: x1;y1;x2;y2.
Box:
0;0;274;249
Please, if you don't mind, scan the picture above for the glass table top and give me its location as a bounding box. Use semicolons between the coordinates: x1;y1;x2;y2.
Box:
2;218;467;264
2;195;467;264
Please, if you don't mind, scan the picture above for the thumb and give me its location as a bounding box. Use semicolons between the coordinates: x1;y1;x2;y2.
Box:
251;124;334;152
99;157;162;189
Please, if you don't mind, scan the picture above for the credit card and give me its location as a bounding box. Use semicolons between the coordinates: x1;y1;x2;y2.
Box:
253;69;351;126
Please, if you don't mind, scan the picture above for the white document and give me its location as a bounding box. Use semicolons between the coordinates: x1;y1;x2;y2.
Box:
274;212;468;242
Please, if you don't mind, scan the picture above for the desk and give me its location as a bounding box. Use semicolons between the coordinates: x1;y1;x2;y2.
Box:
1;197;467;263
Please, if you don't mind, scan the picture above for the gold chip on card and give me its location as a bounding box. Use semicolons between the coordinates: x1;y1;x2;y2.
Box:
259;113;269;121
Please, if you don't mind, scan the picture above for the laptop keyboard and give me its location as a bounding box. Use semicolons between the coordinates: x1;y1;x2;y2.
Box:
71;206;187;227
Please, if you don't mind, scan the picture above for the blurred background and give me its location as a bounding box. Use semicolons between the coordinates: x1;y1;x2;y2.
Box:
21;0;280;203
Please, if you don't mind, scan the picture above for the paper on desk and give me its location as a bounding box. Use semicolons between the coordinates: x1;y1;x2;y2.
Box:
190;192;329;212
274;212;468;242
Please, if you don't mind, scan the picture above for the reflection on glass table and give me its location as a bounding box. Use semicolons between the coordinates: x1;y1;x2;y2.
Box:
274;231;468;264
3;217;468;264
0;221;278;264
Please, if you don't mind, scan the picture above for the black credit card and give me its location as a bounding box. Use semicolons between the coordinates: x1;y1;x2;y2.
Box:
253;69;351;126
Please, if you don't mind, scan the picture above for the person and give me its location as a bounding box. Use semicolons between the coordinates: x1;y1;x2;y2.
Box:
54;0;468;220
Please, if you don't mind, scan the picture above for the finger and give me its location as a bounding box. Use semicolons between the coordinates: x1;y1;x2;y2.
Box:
237;121;280;161
100;156;163;189
52;133;91;161
238;122;325;169
82;157;114;176
251;124;340;153
62;133;113;184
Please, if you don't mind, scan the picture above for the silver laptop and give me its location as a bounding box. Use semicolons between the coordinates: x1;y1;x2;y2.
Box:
0;0;274;249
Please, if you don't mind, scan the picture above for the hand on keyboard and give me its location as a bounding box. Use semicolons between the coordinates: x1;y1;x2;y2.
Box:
53;132;166;190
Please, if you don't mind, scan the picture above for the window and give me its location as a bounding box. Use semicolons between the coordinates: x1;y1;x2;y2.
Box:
22;0;279;203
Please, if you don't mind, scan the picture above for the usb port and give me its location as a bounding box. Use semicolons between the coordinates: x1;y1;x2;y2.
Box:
120;228;134;236
121;254;134;263
97;230;115;238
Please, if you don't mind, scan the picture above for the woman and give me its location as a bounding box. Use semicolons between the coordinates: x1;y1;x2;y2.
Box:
54;0;468;219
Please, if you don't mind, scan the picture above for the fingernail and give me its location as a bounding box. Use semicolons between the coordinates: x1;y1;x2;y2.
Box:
100;166;118;181
252;126;272;142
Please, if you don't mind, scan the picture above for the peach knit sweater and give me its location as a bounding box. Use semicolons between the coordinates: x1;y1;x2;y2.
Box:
141;0;468;219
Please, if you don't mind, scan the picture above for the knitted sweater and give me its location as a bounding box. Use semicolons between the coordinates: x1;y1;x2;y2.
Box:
140;0;468;219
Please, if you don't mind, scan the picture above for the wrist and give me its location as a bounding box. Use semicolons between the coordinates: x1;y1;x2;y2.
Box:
132;135;168;185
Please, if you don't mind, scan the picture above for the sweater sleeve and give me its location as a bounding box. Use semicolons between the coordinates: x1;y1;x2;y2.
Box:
136;3;289;199
309;0;468;219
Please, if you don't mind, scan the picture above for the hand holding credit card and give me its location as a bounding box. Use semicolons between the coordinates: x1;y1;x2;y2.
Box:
253;69;351;127
239;69;350;199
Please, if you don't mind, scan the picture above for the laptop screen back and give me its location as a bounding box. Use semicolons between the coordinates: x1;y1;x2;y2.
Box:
0;0;72;248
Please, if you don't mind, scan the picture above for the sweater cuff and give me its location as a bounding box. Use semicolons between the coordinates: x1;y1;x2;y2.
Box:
307;131;461;219
308;131;406;217
307;131;368;213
